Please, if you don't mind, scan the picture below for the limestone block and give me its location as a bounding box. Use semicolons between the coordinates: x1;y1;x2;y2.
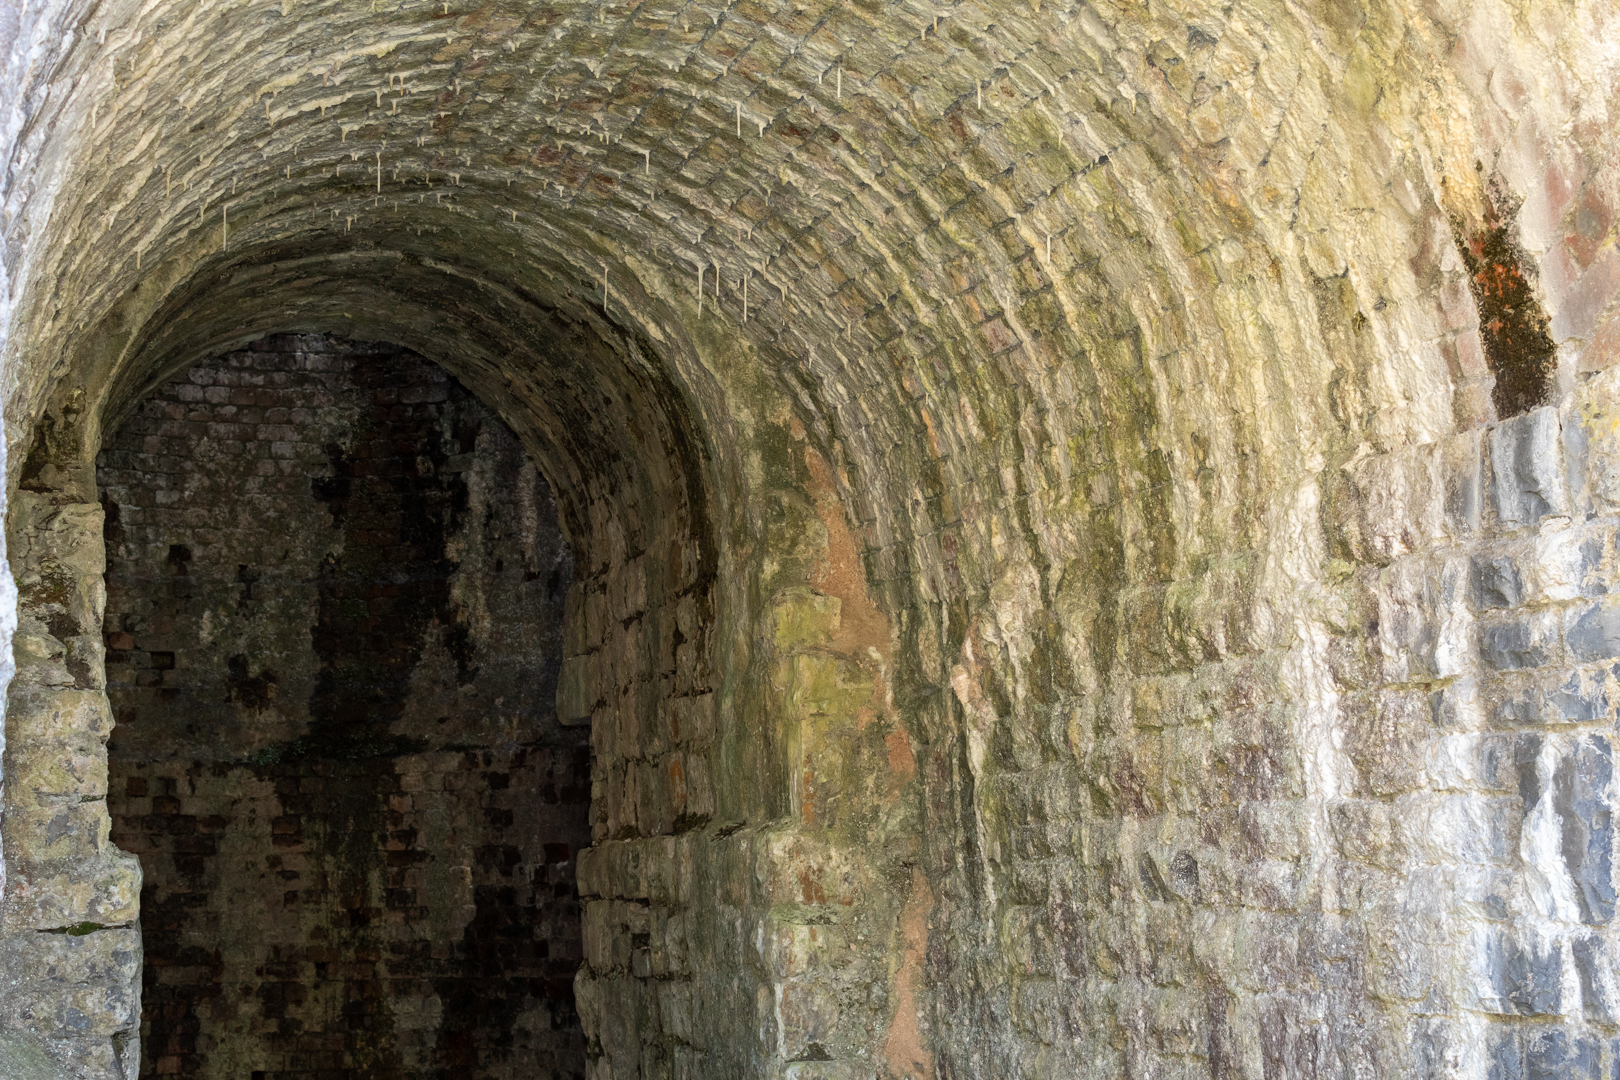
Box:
1490;408;1568;529
1528;1028;1606;1077
1478;609;1560;671
585;587;610;651
1426;733;1515;792
1562;395;1591;515
1449;865;1516;922
1551;735;1615;926
9;627;72;687
1471;928;1566;1017
772;587;841;652
0;928;141;1038
1522;525;1588;603
1340;690;1429;796
1338;444;1446;564
616;688;648;758
1471;553;1525;609
1237;858;1304;912
636;759;672;836
0;1030;74;1080
576;845;606;900
611;557;647;622
621;616;652;683
1328;799;1394;867
1370;558;1439;683
1433;675;1488;730
671;693;715;746
769;922;845;980
583;901;616;972
1566;597;1620;662
776;978;839;1060
589;974;646;1066
1572;934;1618;1023
657;980;693;1044
557;653;596;725
1443;429;1485;537
1364;887;1450;1005
1491;667;1611;725
1576;365;1620;509
4;851;141;930
1393;793;1515;867
1014;978;1069;1047
12;691;114;748
8;745;107;801
645;836;680;905
17;502;106;581
2;801;113;866
674;640;704;695
563;584;588;656
1434;556;1475;677
653;907;689;977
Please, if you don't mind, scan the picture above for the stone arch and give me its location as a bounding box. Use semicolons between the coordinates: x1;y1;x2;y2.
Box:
1;237;746;1076
3;0;1620;1078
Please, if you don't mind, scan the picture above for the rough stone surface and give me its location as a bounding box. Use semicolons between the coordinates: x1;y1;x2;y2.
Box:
1;0;1620;1078
0;1029;78;1080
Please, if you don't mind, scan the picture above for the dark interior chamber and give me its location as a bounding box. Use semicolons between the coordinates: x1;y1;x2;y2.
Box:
100;334;589;1080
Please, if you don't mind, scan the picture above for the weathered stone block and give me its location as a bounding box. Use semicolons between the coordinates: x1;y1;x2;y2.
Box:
772;587;842;652
2;802;113;866
557;653;596;725
1476;928;1565;1016
1338;444;1446;564
1572;934;1617;1024
1433;675;1487;730
1480;611;1558;671
1371;559;1440;683
1524;1028;1602;1080
0;929;141;1038
777;978;840;1059
1472;554;1524;609
0;1030;74;1080
3;853;142;931
1394;793;1515;867
9;745;107;801
1525;527;1589;603
1341;690;1429;796
1329;798;1394;866
1566;598;1620;662
671;693;716;746
1444;429;1485;537
1552;736;1615;925
1490;408;1568;528
1427;732;1514;792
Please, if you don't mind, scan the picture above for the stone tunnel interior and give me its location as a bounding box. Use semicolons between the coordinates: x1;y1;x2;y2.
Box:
6;0;1620;1079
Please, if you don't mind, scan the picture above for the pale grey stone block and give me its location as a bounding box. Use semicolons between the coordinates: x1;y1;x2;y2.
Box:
1491;408;1568;528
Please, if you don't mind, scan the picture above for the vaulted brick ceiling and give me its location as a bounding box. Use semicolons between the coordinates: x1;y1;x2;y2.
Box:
9;0;1517;515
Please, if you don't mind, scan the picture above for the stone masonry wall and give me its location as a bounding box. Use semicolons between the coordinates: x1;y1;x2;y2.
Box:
9;0;1620;1076
0;491;143;1080
96;335;586;1080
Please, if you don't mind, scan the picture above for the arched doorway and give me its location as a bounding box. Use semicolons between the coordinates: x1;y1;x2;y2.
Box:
99;334;585;1079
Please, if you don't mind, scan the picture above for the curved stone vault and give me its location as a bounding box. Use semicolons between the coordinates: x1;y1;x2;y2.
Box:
0;0;1618;1075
